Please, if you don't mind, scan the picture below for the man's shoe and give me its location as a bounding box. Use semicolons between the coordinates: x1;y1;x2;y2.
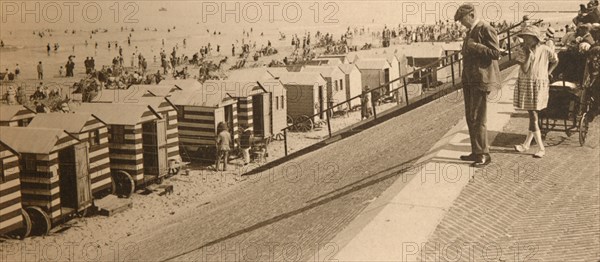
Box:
460;153;477;161
471;154;492;167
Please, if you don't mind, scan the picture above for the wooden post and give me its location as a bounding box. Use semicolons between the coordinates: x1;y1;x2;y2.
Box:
372;90;378;119
403;77;409;106
450;54;455;87
283;129;288;156
507;29;512;61
327;108;332;138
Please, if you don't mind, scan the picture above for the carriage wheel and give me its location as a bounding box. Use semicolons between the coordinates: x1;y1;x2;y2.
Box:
287;115;294;131
296;115;313;132
579;113;590;146
111;171;135;198
25;207;51;236
15;208;32;239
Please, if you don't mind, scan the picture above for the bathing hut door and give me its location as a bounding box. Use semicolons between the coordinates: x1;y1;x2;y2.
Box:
224;105;234;141
384;68;390;93
156;119;168;176
74;143;92;210
252;95;265;137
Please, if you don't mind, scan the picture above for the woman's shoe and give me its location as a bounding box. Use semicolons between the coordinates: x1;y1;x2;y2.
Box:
514;144;529;153
533;150;546;158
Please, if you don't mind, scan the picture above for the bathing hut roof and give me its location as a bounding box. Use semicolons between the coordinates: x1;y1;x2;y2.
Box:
158;79;202;91
266;67;290;77
400;44;445;58
71;103;160;125
338;64;360;74
354;59;391;70
276;72;327;86
129;84;177;97
167;90;235;108
0;105;35;121
302;66;344;78
227;68;277;81
203;80;279;97
0;126;77;154
28;112;105;133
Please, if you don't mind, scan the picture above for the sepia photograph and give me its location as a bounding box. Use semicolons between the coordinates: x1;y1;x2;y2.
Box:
0;0;599;261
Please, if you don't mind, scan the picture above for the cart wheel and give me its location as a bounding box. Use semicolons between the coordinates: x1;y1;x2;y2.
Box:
286;115;294;129
25;206;51;236
579;113;589;146
111;171;135;198
296;115;313;132
15;208;32;239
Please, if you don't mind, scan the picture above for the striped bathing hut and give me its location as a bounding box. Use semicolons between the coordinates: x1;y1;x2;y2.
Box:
0;105;35;127
134;97;181;162
71;103;166;196
166;89;238;162
0;140;23;236
0;126;85;234
93;90;182;173
28;112;112;197
203;79;287;138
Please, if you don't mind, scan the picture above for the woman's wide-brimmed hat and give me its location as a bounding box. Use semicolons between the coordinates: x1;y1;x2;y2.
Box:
517;25;544;42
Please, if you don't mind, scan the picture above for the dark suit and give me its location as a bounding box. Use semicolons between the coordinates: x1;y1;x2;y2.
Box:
461;20;501;155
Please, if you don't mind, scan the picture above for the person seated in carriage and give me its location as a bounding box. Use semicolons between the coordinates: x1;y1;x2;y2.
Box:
553;23;595;84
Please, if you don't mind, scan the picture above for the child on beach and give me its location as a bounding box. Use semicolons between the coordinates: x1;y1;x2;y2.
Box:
513;25;559;158
59;66;64;77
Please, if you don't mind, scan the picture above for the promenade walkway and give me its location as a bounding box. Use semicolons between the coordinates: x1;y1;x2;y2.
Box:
327;66;600;261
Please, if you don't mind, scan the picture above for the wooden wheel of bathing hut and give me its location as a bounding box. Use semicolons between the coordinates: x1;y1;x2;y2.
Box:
13;209;32;240
111;170;135;198
287;115;294;129
295;115;314;132
25;206;51;236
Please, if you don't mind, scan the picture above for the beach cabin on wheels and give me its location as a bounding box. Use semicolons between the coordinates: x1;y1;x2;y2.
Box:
166;90;238;162
71;103;167;197
0;140;25;238
0;126;86;236
203;79;287;138
302;66;347;112
354;59;393;103
91;91;182;175
28;113;113;198
271;71;327;123
0;105;35;127
337;64;363;108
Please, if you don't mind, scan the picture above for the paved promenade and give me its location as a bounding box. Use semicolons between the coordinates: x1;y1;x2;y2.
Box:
328;66;600;262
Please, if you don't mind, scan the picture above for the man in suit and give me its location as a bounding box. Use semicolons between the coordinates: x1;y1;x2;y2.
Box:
455;4;501;167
